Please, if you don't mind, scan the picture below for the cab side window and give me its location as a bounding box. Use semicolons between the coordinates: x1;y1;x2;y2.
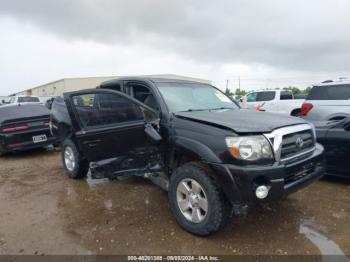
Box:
256;91;275;102
247;91;275;102
130;84;159;111
73;93;144;128
280;91;293;100
247;92;257;102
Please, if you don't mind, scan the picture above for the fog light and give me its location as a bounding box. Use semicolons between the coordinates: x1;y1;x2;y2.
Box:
256;185;269;199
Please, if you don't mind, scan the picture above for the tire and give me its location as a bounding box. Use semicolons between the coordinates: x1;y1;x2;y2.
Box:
168;162;232;236
61;138;88;179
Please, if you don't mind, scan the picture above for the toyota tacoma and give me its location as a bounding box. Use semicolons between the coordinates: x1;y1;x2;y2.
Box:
51;77;325;235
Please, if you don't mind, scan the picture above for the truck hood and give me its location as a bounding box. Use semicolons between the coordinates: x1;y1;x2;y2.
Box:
175;109;308;134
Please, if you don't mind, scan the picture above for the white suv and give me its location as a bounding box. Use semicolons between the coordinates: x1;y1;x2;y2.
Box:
301;79;350;121
245;90;304;116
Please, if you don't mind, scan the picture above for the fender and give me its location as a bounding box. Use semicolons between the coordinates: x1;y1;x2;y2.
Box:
172;136;222;163
172;136;242;203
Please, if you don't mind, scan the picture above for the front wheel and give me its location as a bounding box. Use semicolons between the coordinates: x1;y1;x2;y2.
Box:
61;138;88;179
168;162;232;235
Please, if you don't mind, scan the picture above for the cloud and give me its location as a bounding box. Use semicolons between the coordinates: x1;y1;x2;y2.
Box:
1;0;350;72
0;18;249;95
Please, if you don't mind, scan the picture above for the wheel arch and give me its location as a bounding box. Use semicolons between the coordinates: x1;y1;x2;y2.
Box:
167;138;241;204
58;125;87;161
327;113;350;121
168;136;222;171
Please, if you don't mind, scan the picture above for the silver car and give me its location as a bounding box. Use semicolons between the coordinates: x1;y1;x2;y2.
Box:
301;79;350;121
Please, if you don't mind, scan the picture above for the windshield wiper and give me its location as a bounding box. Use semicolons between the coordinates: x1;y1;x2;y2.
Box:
180;107;235;112
180;109;208;112
208;107;235;111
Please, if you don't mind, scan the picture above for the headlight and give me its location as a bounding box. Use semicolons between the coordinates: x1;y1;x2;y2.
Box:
225;135;274;161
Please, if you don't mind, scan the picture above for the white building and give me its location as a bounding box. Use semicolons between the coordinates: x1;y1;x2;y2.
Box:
14;74;211;97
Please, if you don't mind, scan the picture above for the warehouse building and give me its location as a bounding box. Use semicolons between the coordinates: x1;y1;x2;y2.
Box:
13;74;211;97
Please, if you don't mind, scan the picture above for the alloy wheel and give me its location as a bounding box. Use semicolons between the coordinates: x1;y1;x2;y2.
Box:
64;146;76;172
176;178;208;223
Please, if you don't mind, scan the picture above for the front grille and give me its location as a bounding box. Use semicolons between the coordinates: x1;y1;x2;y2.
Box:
280;130;315;160
284;163;316;184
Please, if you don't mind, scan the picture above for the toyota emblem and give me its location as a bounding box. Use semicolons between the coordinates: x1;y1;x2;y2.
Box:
296;136;304;149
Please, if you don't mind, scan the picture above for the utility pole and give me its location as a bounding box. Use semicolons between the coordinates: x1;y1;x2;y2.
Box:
226;79;229;90
238;76;241;90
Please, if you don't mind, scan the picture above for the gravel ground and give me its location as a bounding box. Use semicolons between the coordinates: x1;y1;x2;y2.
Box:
0;149;349;256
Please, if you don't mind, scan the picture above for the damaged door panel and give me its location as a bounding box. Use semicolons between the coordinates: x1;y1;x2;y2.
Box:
64;89;162;178
89;146;162;180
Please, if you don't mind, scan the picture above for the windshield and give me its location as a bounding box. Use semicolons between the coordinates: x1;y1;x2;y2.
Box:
157;82;239;112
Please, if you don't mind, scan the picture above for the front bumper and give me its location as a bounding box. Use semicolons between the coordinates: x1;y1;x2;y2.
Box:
210;143;325;204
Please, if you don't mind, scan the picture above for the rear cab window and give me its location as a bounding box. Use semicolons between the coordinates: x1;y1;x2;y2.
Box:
18;97;40;103
307;84;350;100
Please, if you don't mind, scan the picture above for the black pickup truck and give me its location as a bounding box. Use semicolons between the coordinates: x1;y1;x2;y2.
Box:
51;77;325;235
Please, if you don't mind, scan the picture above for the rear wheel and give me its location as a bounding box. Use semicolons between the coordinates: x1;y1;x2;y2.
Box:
61;138;88;179
168;162;232;235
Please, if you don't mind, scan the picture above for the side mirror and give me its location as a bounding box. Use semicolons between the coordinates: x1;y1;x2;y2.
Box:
145;123;162;144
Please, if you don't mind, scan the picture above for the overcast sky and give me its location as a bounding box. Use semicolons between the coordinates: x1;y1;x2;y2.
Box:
1;0;350;96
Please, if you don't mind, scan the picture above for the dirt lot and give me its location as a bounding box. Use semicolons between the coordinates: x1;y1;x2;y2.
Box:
0;149;349;256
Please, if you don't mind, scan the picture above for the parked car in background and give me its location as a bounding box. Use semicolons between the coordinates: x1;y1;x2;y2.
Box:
0;104;56;155
8;96;43;105
314;118;350;178
245;90;304;116
301;79;350;121
51;77;324;235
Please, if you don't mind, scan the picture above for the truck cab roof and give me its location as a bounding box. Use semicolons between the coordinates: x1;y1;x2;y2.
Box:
99;77;208;89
